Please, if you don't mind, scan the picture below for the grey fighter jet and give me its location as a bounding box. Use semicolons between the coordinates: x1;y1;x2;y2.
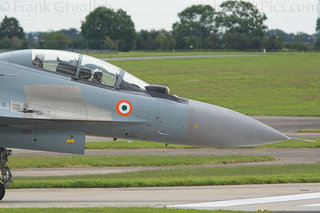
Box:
0;49;289;200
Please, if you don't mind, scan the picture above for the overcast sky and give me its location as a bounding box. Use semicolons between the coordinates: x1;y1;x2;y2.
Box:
0;0;318;34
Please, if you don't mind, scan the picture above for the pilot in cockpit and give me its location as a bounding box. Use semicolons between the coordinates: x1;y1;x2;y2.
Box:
32;54;45;69
92;69;103;84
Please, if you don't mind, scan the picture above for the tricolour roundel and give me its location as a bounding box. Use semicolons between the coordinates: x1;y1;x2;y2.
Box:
116;100;133;116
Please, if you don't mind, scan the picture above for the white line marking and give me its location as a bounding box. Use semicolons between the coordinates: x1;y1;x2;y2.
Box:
168;192;320;208
301;203;320;207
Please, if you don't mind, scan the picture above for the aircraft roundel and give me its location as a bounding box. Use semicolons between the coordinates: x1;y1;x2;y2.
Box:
116;100;133;116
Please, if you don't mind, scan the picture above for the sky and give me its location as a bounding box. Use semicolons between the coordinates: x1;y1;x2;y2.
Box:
0;0;318;34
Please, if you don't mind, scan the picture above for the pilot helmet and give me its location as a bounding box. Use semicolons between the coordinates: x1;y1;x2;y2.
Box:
93;69;103;80
35;53;45;62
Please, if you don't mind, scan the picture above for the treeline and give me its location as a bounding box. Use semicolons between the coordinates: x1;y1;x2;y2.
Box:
23;28;319;52
1;0;320;51
0;16;28;49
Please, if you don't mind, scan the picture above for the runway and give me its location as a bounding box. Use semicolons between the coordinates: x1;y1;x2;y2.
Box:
252;116;320;139
11;148;320;177
2;184;320;211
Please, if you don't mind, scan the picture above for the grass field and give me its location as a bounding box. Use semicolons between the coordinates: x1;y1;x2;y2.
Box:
8;155;273;169
106;52;320;116
255;139;320;148
9;164;320;189
0;208;249;213
297;129;320;133
85;139;320;149
86;50;260;58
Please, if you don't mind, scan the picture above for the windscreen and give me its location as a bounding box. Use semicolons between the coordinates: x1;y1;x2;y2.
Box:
119;72;149;91
80;55;121;87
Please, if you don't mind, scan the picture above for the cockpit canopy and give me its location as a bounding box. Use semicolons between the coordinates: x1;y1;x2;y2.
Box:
11;49;149;92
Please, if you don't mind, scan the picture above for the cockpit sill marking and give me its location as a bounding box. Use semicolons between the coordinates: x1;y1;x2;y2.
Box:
9;85;113;122
0;74;17;77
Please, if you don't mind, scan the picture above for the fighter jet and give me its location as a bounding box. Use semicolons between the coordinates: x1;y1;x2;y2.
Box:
0;49;289;200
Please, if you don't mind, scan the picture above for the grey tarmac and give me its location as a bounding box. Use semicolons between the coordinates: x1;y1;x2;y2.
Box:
2;183;320;212
252;116;320;139
11;148;320;177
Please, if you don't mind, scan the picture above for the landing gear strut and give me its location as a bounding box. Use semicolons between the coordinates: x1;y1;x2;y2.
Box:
0;147;12;200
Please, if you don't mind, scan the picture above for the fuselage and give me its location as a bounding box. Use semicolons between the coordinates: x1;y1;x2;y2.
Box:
0;49;288;154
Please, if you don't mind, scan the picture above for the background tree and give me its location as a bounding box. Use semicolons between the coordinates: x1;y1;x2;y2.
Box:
0;37;12;49
217;0;267;50
57;28;81;38
81;7;135;51
266;29;296;42
56;28;86;50
185;35;202;49
11;37;24;49
314;38;320;50
316;18;320;32
204;33;221;49
285;42;312;51
154;30;176;50
0;16;26;49
263;35;283;51
42;32;71;49
0;36;26;49
0;16;24;39
172;5;218;49
135;30;160;50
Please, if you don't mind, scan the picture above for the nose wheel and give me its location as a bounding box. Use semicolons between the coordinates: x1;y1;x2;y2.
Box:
0;183;4;200
0;147;12;200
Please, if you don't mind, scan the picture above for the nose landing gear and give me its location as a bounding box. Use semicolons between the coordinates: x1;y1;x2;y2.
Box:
0;147;12;200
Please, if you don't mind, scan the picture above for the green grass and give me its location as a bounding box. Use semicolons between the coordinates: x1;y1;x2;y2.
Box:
9;164;320;189
86;50;260;58
8;155;274;169
0;208;248;213
297;129;320;133
108;52;320;116
254;139;320;148
85;139;320;149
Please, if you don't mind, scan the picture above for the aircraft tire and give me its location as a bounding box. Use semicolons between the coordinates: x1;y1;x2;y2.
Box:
0;183;5;200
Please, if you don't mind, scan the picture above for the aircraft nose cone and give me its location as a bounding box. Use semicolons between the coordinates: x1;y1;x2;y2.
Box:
184;100;288;148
